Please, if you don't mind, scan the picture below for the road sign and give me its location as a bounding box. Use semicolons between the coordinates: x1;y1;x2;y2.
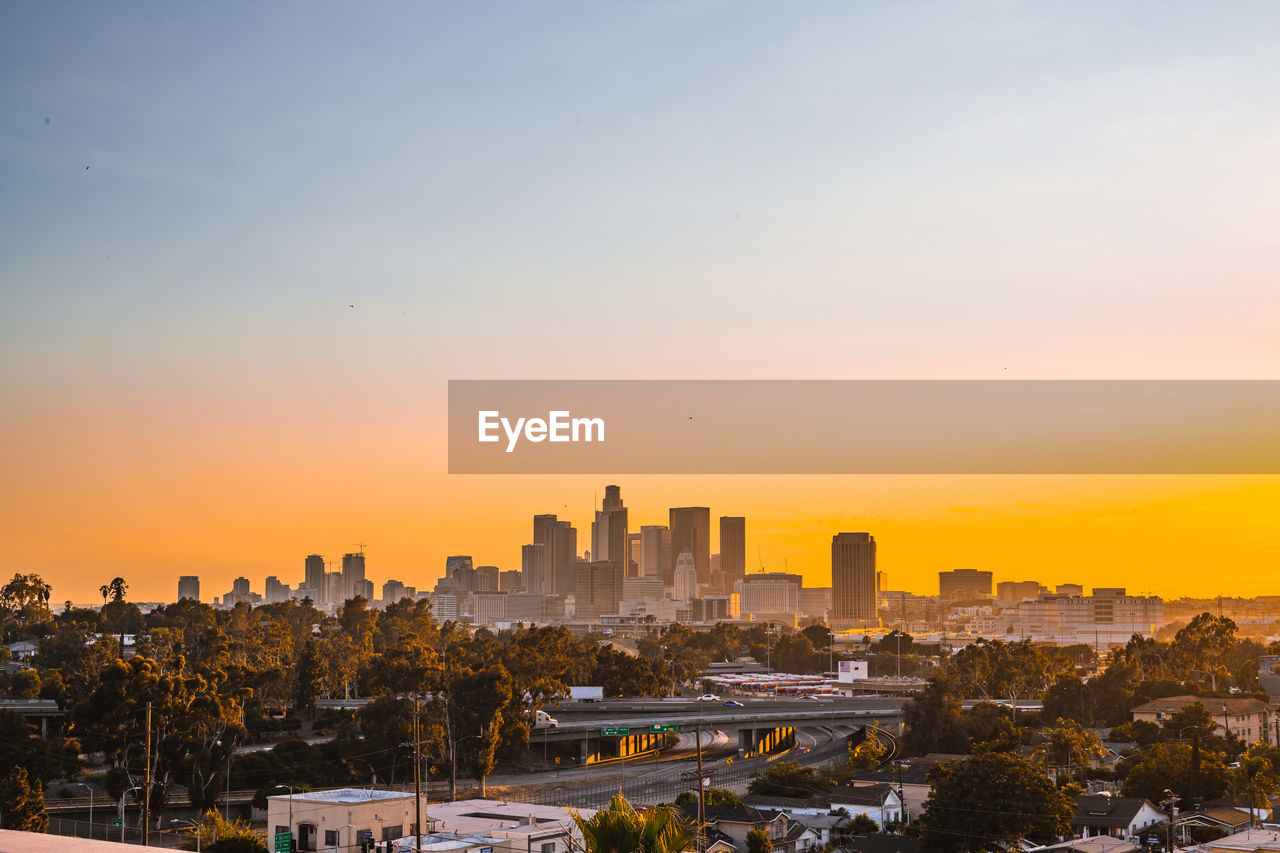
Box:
274;831;293;852
601;726;630;736
649;723;678;733
112;819;123;828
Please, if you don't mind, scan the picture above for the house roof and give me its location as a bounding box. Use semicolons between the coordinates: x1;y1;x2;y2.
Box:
1196;807;1255;828
1072;796;1160;829
1129;695;1269;716
743;794;833;811
850;764;932;786
1040;835;1141;853
676;803;772;826
832;784;899;807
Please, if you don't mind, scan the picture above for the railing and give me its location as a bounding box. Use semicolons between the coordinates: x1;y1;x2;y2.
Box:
45;817;193;849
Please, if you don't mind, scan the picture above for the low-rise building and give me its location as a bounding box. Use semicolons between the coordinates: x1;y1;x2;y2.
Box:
1071;795;1165;841
1129;696;1272;743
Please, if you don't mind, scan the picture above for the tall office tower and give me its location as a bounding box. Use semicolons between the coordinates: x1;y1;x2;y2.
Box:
304;554;326;597
177;576;200;602
533;514;578;597
628;533;642;577
264;576;291;604
452;565;477;593
325;572;343;605
673;548;698;603
445;555;473;575
341;552;366;602
382;579;407;605
939;569;994;602
639;525;670;579
574;561;624;621
719;516;746;591
668;507;711;586
739;572;804;623
521;543;546;594
475;565;500;592
232;576;250;595
591;484;630;576
499;569;521;592
832;532;878;628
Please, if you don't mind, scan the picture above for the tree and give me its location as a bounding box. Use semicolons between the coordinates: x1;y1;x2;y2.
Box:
903;676;968;755
849;731;888;770
1120;742;1230;805
1041;675;1094;726
99;577;128;604
1;573;53;630
849;814;879;835
675;788;741;807
918;752;1073;853
0;766;48;832
1232;748;1280;827
572;794;694;853
747;829;773;853
1035;718;1107;783
747;761;836;797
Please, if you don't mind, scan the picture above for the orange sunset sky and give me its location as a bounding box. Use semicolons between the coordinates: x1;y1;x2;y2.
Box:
2;4;1278;605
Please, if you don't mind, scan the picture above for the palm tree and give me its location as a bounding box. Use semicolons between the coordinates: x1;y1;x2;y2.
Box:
572;795;695;853
1232;752;1280;828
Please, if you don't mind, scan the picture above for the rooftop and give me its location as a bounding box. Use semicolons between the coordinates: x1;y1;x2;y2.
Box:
281;787;414;805
1130;695;1269;715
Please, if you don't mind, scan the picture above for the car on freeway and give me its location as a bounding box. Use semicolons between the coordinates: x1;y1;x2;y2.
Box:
723;700;744;707
697;694;720;702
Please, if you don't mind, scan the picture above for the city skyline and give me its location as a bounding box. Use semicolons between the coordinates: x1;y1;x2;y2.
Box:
32;474;1278;606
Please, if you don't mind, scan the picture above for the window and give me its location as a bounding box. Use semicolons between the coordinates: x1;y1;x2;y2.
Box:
382;826;403;841
325;830;338;847
541;843;556;853
276;826;289;838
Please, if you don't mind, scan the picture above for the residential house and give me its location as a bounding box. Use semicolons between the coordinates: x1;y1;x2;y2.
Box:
830;784;903;828
1129;696;1271;744
676;805;796;853
1071;796;1166;841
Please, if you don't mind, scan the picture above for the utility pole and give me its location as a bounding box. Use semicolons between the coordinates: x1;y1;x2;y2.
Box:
1161;789;1180;852
413;695;423;853
143;702;152;846
695;722;706;853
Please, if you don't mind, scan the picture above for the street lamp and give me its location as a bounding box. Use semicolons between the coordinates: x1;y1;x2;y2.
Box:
339;823;353;853
119;786;141;843
71;782;94;840
171;818;202;853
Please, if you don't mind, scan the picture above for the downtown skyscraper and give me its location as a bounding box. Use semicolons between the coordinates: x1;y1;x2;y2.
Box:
832;532;878;628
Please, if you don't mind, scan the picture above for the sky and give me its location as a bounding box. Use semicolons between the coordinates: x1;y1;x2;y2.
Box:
1;2;1278;604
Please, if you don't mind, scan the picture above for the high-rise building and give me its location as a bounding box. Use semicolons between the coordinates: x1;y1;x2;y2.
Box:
832;532;878;628
574;561;623;621
673;548;698;604
382;579;408;605
177;576;200;602
738;572;803;623
499;569;521;592
719;516;746;591
264;576;291;604
639;526;670;579
341;552;366;602
475;565;500;592
521;543;546;594
591;484;631;577
304;554;326;602
939;569;993;602
669;507;710;586
533;515;577;597
1057;583;1084;596
628;533;642;577
997;580;1044;602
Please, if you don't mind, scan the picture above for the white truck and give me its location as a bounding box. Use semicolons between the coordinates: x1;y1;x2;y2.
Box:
533;709;559;729
570;685;604;702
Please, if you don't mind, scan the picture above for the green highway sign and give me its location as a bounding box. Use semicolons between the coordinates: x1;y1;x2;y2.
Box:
650;724;678;733
601;726;630;736
274;831;292;852
112;819;122;828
